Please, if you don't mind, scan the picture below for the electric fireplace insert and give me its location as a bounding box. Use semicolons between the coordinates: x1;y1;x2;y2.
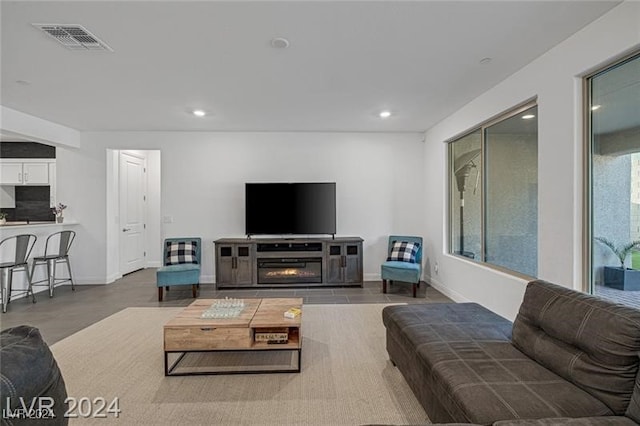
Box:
257;258;322;284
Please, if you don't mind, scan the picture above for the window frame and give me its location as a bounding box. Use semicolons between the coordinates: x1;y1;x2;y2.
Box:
446;98;538;279
583;50;640;294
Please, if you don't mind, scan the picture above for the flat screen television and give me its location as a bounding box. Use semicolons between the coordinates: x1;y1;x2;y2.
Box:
245;182;336;236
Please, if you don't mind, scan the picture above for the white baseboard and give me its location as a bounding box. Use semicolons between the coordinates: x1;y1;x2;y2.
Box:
200;275;214;284
425;276;470;303
105;273;122;284
73;279;110;285
364;272;380;281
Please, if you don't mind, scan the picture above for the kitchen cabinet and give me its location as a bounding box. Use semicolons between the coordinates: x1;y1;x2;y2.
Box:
0;160;53;185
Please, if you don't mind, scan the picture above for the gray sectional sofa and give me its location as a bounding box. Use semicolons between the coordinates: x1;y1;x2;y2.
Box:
382;280;640;425
1;325;68;425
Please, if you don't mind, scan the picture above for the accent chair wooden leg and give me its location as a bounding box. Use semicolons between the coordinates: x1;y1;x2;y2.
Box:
192;284;197;298
158;287;163;302
166;286;170;291
412;283;417;298
382;279;387;293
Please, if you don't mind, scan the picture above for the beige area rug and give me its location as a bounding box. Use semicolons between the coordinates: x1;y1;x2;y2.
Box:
50;304;429;425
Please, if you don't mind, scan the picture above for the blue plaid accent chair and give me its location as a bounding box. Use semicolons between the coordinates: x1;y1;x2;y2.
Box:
156;237;201;302
381;235;423;298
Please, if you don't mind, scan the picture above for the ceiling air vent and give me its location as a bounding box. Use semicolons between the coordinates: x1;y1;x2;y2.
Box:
32;24;113;51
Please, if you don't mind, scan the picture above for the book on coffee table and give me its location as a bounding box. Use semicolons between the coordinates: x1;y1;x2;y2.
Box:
284;307;301;318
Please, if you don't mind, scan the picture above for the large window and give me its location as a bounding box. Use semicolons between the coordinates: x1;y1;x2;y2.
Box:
449;102;538;277
587;53;640;308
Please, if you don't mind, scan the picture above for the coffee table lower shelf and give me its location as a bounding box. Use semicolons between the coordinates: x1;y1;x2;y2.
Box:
164;346;302;376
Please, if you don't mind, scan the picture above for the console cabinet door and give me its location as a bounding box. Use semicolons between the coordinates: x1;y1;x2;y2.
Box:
343;243;362;283
216;245;235;285
234;245;253;285
326;242;362;284
326;244;344;283
216;243;254;287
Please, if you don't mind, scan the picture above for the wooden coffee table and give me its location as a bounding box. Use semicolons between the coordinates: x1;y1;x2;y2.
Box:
163;298;302;376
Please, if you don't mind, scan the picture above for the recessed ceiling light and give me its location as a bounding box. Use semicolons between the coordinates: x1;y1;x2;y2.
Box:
192;109;206;117
271;37;290;49
591;104;601;111
522;114;535;120
379;110;392;118
479;57;492;65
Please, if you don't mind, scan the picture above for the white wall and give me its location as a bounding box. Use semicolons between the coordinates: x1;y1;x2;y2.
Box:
57;131;424;284
423;1;640;320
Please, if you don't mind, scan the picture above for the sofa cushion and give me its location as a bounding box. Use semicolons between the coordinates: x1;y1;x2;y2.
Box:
626;370;640;423
423;339;613;423
512;280;640;416
383;303;513;355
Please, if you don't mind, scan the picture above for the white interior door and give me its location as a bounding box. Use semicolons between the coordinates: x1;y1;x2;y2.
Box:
119;152;146;275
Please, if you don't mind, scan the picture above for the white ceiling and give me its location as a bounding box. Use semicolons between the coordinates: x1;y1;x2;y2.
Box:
0;1;621;133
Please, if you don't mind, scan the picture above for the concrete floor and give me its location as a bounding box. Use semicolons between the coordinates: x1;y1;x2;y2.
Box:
594;284;640;309
0;268;452;345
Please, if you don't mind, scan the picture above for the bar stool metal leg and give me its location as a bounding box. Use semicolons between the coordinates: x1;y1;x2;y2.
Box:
65;257;75;291
2;268;12;313
25;264;36;303
48;258;56;297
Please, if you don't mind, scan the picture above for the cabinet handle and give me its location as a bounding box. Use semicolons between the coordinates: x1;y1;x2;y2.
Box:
18;172;22;183
341;255;346;268
232;257;237;269
24;173;28;182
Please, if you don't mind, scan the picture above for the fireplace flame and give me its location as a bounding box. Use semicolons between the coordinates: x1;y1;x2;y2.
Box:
265;268;316;277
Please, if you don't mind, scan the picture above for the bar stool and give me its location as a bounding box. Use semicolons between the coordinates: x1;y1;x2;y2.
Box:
0;234;37;313
30;230;76;297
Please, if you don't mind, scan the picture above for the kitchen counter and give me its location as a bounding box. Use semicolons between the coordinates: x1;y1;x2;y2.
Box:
0;220;78;230
0;220;79;298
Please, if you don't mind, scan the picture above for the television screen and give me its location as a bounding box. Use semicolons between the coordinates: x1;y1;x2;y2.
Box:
245;183;336;235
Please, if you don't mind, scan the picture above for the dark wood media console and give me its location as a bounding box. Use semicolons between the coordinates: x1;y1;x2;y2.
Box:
214;237;363;288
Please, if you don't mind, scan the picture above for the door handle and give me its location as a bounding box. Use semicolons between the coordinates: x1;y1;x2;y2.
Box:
24;173;29;182
122;228;131;232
